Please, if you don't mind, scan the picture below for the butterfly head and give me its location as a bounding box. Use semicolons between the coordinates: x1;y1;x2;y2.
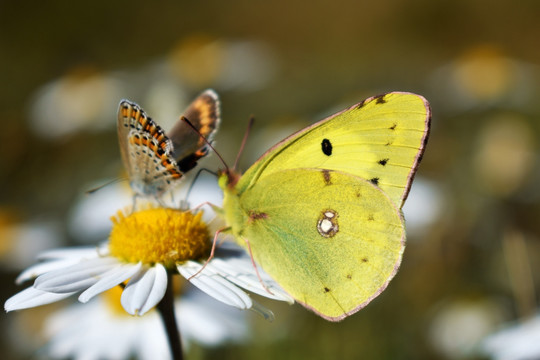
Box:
218;168;241;191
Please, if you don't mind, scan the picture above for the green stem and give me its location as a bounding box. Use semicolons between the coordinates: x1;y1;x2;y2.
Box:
157;273;183;360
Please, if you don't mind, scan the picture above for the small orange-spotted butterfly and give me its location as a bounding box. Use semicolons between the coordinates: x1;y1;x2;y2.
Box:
117;89;220;198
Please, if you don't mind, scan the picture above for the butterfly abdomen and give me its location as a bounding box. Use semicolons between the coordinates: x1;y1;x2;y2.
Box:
176;146;212;173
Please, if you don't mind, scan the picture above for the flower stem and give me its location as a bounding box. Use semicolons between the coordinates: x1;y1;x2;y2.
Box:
157;273;183;360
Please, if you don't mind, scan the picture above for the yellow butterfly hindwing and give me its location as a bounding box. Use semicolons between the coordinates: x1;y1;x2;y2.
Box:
222;168;404;321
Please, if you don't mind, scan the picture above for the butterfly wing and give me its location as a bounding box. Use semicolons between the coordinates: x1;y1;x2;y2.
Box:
223;168;405;321
168;89;220;173
117;100;182;196
237;92;430;208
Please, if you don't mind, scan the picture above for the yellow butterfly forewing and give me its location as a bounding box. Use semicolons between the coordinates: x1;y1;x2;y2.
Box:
236;92;430;208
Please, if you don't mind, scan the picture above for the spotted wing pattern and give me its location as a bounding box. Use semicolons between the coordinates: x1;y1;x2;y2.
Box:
117;100;182;197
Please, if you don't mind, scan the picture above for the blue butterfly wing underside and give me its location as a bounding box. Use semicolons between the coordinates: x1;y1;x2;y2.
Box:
117;90;220;197
117;101;182;197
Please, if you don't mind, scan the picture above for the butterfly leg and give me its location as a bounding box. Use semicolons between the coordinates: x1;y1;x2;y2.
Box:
182;201;222;217
131;194;139;213
168;189;176;207
243;237;275;296
187;226;228;280
155;195;168;208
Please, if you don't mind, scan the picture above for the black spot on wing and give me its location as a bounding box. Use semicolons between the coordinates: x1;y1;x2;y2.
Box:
378;158;389;166
321;139;333;156
374;94;387;104
370;177;379;186
389;123;397;130
324;287;331;293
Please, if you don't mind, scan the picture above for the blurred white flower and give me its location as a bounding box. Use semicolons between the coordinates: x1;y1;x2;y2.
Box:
43;283;249;360
480;312;540;360
402;176;444;238
68;183;133;243
428;45;537;114
168;36;278;91
428;299;505;359
0;217;62;269
473;114;535;197
29;66;123;139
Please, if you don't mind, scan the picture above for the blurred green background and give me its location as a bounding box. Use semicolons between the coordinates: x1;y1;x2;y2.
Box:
1;0;540;359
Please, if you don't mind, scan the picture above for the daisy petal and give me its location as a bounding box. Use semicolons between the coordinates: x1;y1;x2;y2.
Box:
78;262;142;303
34;257;120;293
121;264;168;316
5;287;75;312
178;261;253;309
250;299;275;322
208;257;294;303
37;246;101;261
176;293;248;346
16;257;85;284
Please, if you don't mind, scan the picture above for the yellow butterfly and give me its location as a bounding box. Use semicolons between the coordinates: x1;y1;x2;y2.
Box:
217;92;431;321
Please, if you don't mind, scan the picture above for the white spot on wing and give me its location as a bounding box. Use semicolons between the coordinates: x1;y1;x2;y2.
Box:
317;209;339;238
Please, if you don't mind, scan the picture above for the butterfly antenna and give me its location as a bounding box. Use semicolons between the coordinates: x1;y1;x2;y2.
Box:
233;115;255;172
180;116;229;170
85;178;126;195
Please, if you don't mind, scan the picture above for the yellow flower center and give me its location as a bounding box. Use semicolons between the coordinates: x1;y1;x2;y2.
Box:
109;208;210;268
103;285;127;315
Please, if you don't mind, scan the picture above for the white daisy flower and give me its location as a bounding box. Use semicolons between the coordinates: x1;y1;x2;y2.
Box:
5;207;293;319
43;283;249;360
